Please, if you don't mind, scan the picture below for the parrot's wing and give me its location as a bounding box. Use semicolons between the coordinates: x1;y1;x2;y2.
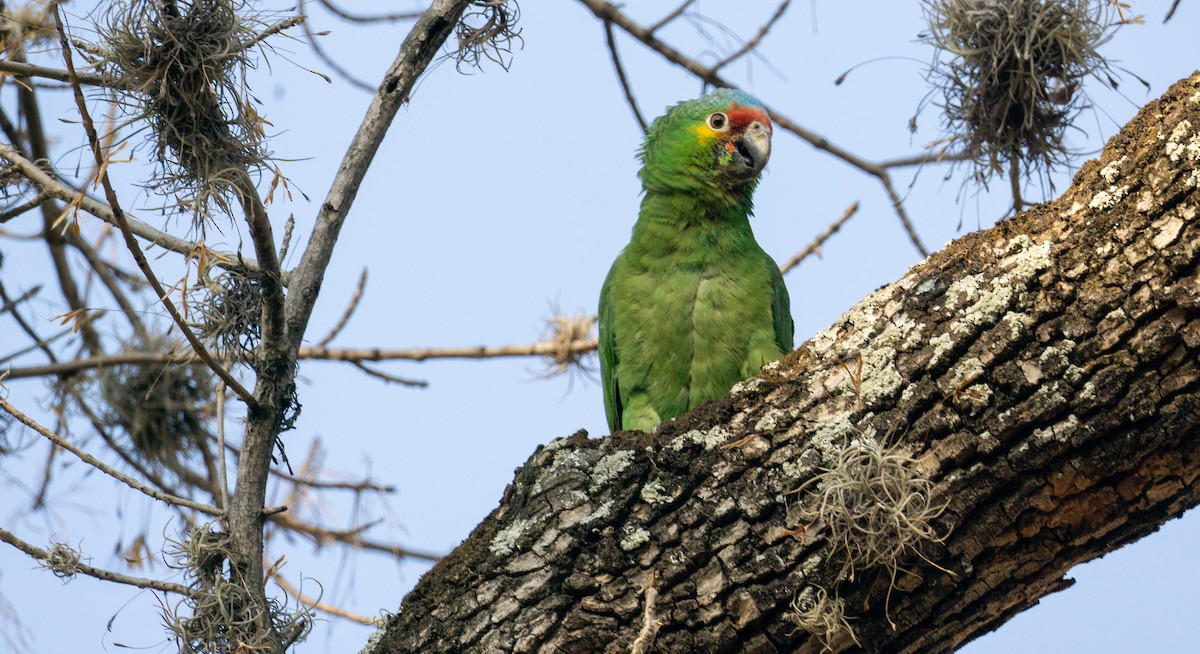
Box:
599;274;623;432
770;265;794;355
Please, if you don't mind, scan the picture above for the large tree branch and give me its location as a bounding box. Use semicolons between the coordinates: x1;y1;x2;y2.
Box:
369;72;1200;652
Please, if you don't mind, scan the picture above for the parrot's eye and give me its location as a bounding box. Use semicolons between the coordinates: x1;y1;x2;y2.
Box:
706;112;729;131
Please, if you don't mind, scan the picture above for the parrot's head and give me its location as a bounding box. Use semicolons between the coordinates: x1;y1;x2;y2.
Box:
639;89;773;199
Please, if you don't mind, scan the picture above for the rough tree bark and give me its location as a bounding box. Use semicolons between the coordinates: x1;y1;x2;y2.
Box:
370;72;1200;652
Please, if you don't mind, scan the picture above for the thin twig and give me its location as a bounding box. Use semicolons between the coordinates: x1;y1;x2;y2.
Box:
270;467;395;493
0;59;126;89
648;0;697;33
0;526;203;598
710;0;790;73
54;9;258;407
603;20;648;132
268;513;442;563
350;361;428;387
0;396;223;516
1164;0;1181;22
780;201;860;275
317;268;367;347
316;0;423;23
244;15;306;50
269;571;381;626
300;339;599;362
0;284;41;318
878;147;968;169
298;1;375;92
0;280;59;364
0;192;47;223
68;234;149;340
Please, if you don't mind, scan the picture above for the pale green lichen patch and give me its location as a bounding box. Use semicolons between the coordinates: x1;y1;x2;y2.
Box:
1002;311;1031;340
928;332;955;367
781;448;823;480
856;350;904;407
754;407;787;432
589;450;635;491
670;425;734;451
947;356;985;391
619;525;651;551
489;517;531;557
943;237;1052;339
640;477;676;505
359;626;387;654
579;499;614;526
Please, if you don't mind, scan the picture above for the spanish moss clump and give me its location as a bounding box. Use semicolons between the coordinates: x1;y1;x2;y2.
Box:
100;338;214;464
42;542;83;580
794;438;947;581
195;269;262;364
164;526;312;654
89;0;272;218
456;0;523;71
539;308;596;380
921;0;1134;186
788;585;858;652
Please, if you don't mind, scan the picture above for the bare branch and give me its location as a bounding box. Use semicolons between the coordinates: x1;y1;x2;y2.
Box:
269;571;381;626
1165;0;1182;22
0;192;47;223
603;20;647;133
0;284;41;319
2;337;600;379
0;396;223;517
0;527;203;598
350;361;428;387
0;143;257;272
648;0;697;33
316;268;367;347
316;0;423;24
780;201;860;275
268;512;442;563
54;9;258;406
878;147;968;169
0;59;126;89
298;2;375;92
299;339;599;362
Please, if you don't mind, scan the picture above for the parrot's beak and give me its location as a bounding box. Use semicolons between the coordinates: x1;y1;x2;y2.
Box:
721;120;771;184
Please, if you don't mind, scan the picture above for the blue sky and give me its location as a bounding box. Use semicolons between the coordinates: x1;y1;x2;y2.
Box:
2;1;1198;652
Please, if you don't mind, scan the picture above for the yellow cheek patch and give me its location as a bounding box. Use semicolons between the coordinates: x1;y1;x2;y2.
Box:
691;123;720;143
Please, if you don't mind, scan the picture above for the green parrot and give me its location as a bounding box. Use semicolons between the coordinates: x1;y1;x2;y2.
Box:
599;89;794;433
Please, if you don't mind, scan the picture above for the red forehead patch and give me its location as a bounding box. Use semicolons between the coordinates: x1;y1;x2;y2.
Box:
727;103;771;132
